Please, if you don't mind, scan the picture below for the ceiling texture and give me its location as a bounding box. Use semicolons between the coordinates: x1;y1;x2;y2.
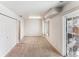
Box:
0;1;60;19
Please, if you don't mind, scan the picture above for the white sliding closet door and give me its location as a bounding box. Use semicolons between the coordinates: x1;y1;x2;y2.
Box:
0;14;17;56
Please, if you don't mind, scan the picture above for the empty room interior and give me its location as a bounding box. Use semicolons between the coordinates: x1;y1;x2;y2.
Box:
1;1;79;57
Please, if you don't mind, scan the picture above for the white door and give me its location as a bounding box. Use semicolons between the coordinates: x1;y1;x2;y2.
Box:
0;14;17;56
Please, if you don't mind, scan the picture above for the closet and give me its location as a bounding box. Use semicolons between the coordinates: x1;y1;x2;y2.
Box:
0;13;17;56
63;9;79;57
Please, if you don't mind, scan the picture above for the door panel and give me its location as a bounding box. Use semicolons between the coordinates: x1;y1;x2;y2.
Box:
0;14;17;56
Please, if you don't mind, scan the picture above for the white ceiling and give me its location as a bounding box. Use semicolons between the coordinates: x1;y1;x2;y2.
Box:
0;1;59;19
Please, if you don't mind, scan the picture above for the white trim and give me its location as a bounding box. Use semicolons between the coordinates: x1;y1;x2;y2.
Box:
62;15;67;56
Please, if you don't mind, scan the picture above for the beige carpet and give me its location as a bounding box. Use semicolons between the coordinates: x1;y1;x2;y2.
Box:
6;36;61;57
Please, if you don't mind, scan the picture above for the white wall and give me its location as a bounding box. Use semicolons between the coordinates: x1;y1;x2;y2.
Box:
0;4;19;20
0;4;24;56
45;1;79;56
24;19;42;36
47;13;63;55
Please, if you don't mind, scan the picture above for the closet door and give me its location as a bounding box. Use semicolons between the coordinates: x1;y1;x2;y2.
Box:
0;14;17;56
